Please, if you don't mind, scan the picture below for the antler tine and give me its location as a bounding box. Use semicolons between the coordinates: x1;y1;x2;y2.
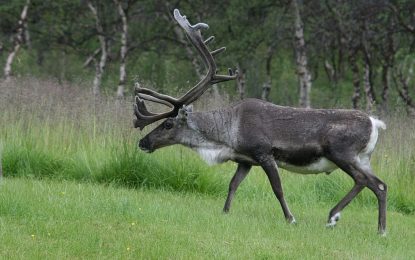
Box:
133;95;176;130
133;84;177;129
138;93;174;108
204;36;215;45
135;84;179;105
210;47;226;56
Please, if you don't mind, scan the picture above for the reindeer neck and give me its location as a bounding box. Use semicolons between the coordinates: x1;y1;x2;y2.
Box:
187;109;238;147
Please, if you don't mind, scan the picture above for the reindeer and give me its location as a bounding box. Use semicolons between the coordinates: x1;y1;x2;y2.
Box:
134;9;387;235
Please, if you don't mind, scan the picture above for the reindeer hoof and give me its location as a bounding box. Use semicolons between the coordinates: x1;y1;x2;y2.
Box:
326;212;341;228
379;229;387;237
287;217;297;225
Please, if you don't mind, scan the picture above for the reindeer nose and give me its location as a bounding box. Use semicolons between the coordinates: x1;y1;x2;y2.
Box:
139;138;152;152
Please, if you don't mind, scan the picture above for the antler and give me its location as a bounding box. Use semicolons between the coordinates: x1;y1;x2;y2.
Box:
134;9;237;130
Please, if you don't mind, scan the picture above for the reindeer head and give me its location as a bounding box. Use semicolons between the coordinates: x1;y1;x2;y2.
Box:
138;105;196;152
134;9;237;152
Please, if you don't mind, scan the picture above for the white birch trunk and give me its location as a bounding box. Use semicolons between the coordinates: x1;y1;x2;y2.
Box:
292;0;312;108
87;1;107;97
114;0;128;99
3;0;30;81
4;45;20;81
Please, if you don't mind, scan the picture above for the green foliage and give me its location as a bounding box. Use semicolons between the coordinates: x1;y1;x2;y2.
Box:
1;0;413;110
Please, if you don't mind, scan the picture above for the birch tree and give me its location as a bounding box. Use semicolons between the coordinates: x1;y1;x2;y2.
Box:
87;0;108;97
114;0;128;99
292;0;312;108
393;59;415;116
3;0;30;81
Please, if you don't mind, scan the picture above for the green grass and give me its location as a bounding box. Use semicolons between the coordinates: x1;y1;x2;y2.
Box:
0;177;414;259
1;78;415;258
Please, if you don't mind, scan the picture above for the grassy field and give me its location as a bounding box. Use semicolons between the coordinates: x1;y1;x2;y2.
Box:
1;177;414;259
1;78;415;258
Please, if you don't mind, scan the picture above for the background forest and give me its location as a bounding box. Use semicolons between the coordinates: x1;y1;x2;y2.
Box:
1;0;414;113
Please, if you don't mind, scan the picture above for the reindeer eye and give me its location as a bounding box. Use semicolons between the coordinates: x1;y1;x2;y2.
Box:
164;121;173;130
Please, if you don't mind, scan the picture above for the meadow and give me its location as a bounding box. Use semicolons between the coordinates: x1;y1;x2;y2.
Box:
0;78;414;259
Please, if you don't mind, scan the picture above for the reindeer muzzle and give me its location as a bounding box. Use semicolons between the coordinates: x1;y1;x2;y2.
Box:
138;138;153;153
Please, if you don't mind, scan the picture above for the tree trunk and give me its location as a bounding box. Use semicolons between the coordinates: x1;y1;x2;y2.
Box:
380;65;390;113
114;0;128;99
324;59;336;84
3;0;30;81
292;0;312;108
261;46;273;101
4;45;21;81
380;19;396;114
363;61;375;112
261;79;271;101
236;64;246;100
362;26;376;112
351;65;361;109
363;63;375;112
393;61;415;117
87;1;107;97
349;50;361;109
396;81;415;117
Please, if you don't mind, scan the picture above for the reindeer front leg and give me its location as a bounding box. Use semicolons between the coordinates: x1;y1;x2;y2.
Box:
223;163;252;213
258;155;296;224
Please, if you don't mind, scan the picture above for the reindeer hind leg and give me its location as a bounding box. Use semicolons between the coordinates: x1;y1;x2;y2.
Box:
327;154;387;234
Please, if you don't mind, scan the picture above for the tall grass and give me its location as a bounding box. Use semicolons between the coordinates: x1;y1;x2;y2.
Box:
0;77;414;215
0;78;228;195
